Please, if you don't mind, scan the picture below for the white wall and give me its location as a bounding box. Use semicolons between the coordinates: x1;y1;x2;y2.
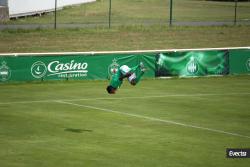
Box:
8;0;95;17
58;0;95;7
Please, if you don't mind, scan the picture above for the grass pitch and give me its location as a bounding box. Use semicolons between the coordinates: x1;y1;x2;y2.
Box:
0;76;250;167
1;26;250;53
4;0;250;24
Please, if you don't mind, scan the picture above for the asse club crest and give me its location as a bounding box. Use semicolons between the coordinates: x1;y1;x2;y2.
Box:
108;58;120;79
186;56;199;74
246;58;250;71
0;61;11;81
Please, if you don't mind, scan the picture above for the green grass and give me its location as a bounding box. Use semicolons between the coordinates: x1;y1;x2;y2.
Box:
0;76;250;167
0;25;250;53
2;0;250;25
173;0;250;21
0;0;249;53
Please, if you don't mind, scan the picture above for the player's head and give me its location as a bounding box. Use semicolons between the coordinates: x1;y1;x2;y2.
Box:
130;79;136;86
106;85;116;94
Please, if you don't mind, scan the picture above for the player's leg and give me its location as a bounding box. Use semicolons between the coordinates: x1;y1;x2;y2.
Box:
129;62;146;85
119;65;131;76
129;71;145;85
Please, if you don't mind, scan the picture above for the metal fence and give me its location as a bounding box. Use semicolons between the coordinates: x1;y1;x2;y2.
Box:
0;0;250;29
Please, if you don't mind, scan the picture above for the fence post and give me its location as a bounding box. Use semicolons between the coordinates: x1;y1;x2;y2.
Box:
54;0;57;29
109;0;112;28
234;0;238;26
169;0;173;26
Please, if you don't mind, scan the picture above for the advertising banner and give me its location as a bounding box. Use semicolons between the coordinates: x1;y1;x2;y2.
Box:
0;48;249;83
229;49;250;74
155;50;229;77
0;53;155;82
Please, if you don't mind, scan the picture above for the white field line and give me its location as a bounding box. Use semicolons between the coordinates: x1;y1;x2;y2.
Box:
0;92;250;105
56;100;250;139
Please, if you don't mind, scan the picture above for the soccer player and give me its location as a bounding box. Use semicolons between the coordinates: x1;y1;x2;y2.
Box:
106;62;146;94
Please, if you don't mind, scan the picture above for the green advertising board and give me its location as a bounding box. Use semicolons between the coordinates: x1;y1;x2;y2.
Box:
155;50;229;77
229;49;250;74
0;48;249;83
0;53;156;83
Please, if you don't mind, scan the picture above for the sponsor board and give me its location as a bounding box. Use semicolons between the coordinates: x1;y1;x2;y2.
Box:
31;60;88;79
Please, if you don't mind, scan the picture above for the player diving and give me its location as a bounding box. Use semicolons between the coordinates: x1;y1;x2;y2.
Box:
106;62;146;94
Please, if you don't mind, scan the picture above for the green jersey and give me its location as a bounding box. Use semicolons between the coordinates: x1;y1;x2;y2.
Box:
109;64;144;89
110;69;123;89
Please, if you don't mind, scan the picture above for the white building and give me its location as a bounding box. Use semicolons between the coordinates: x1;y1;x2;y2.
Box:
0;0;95;18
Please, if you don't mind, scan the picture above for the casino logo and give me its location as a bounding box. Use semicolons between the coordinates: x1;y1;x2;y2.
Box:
0;61;11;81
31;60;88;79
31;61;47;79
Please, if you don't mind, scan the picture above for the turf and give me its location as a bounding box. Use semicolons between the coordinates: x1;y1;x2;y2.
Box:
0;26;250;53
3;0;250;24
0;75;250;167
